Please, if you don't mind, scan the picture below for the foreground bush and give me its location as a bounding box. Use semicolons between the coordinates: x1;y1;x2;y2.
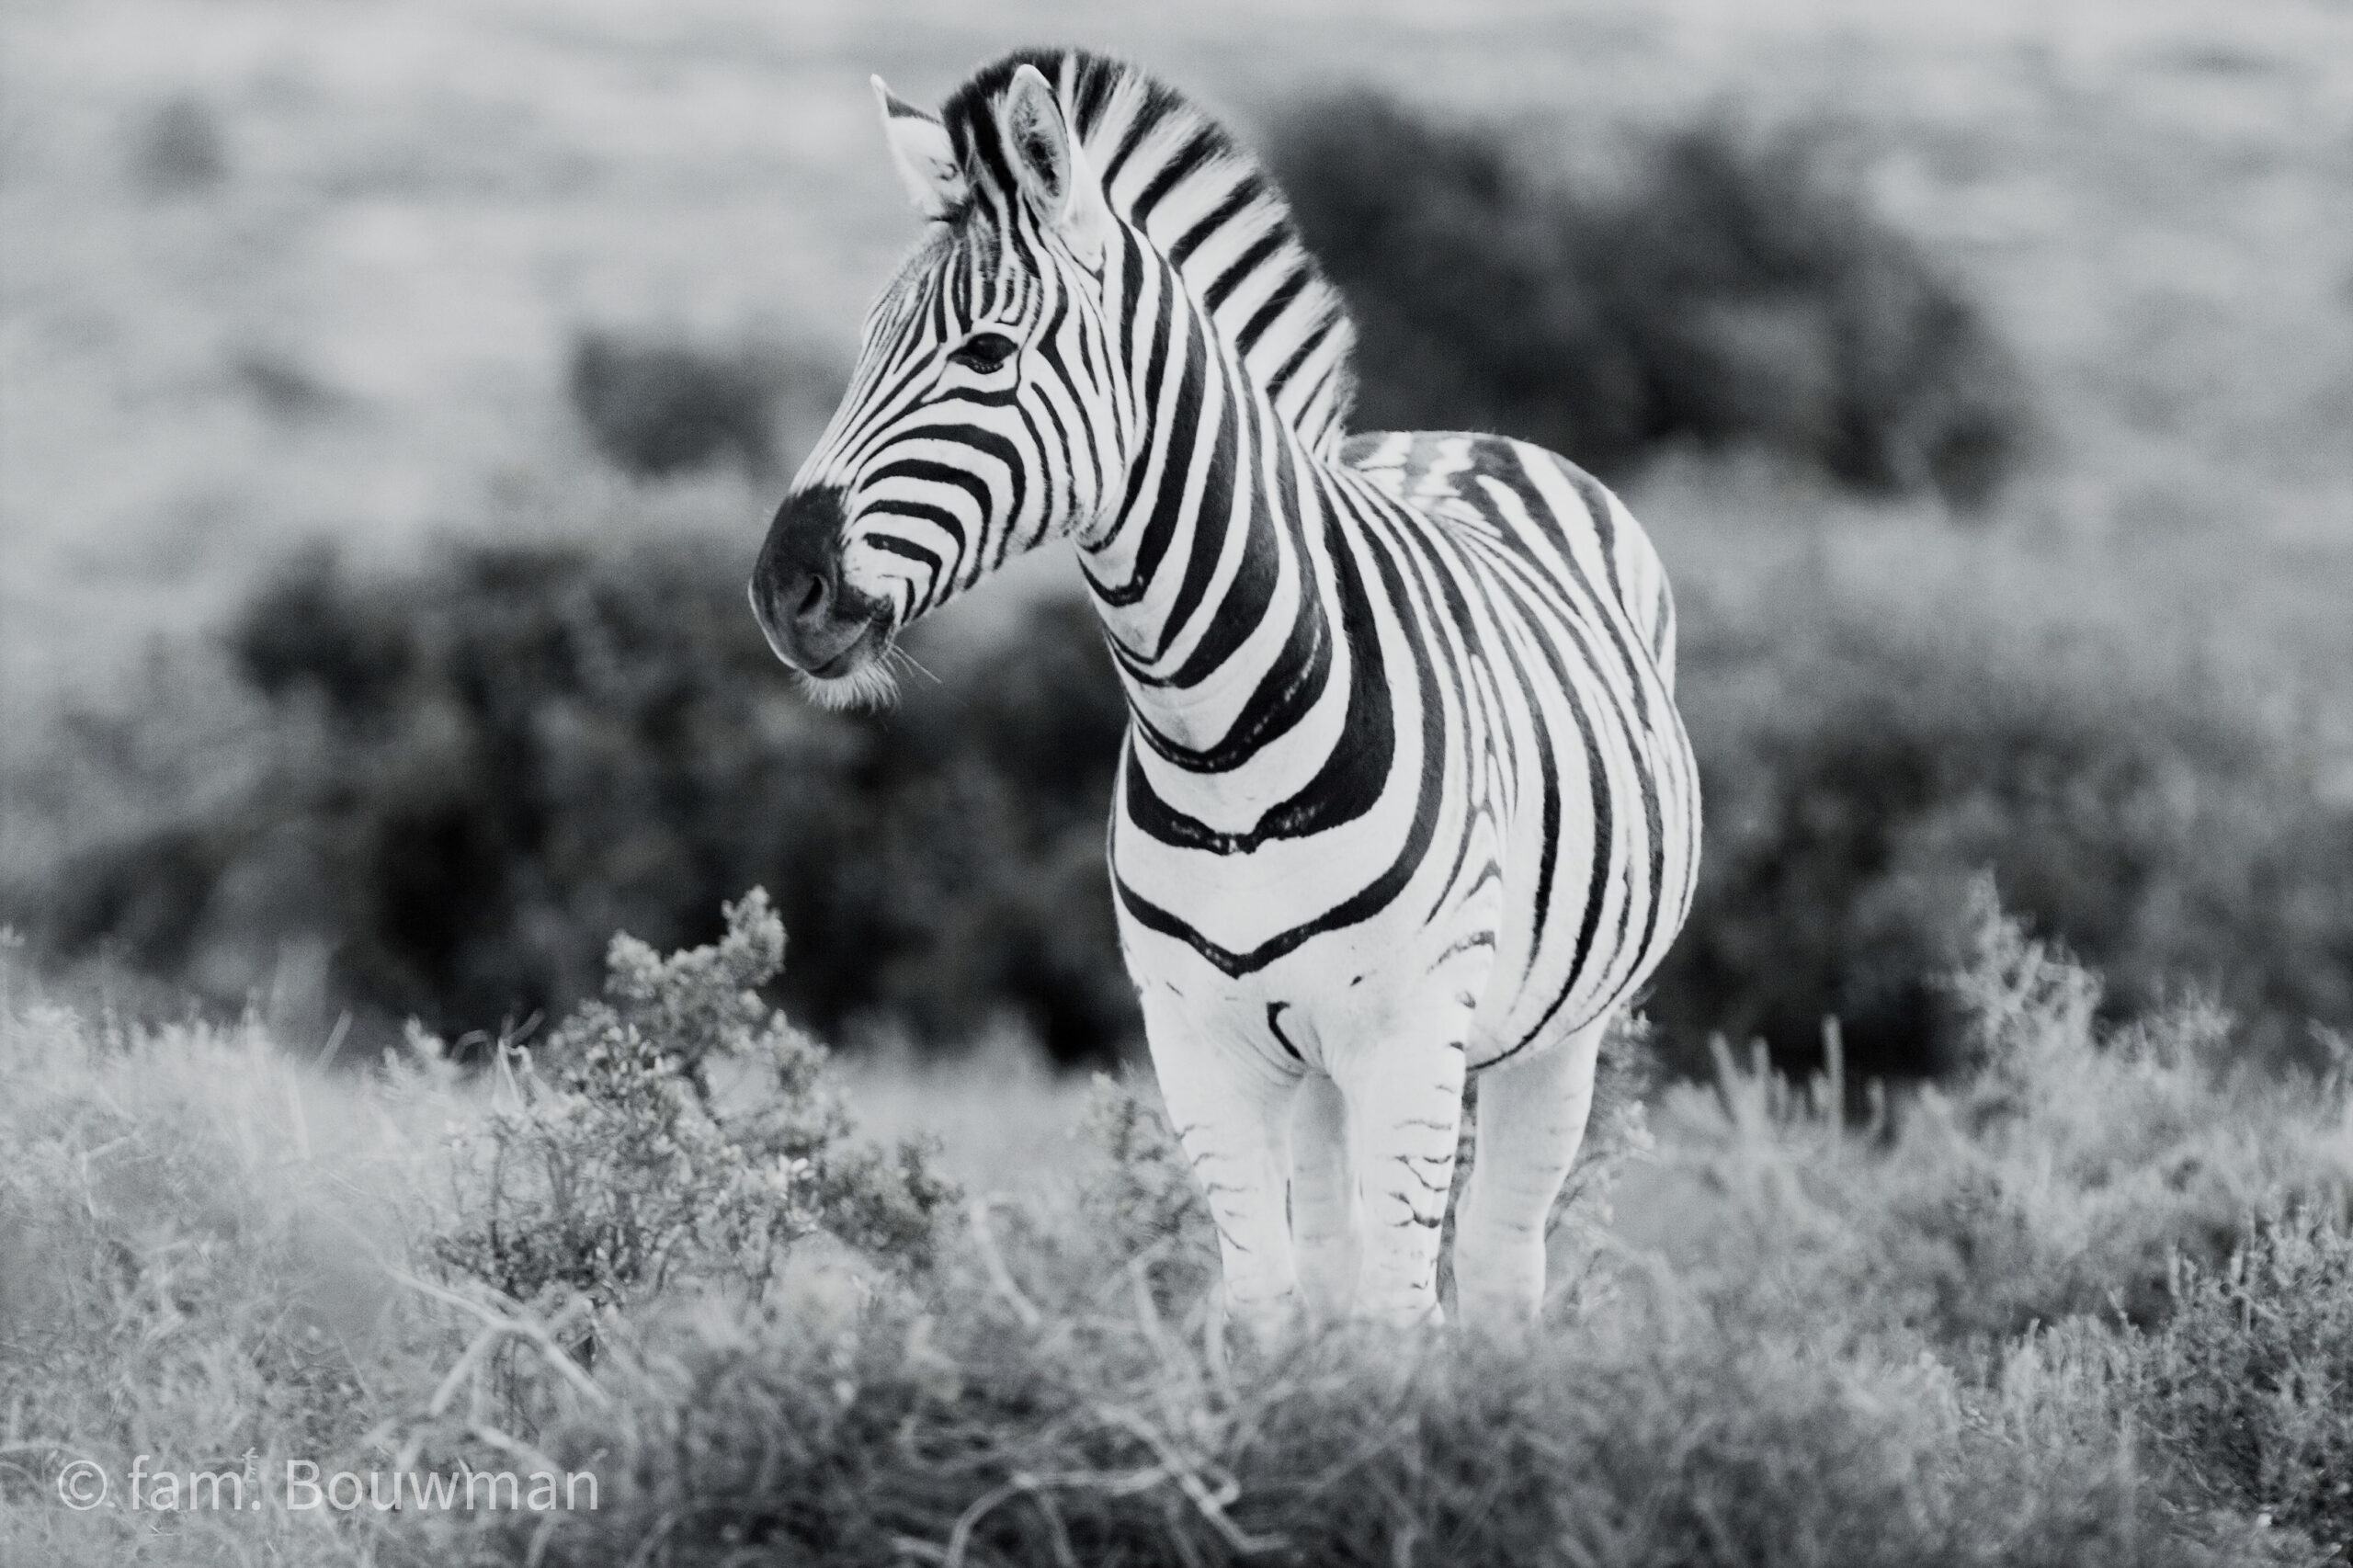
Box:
0;967;460;1565
427;890;953;1314
1271;96;2032;506
2135;1211;2353;1547
416;894;2347;1568
461;1290;2245;1568
0;909;947;1565
1652;883;2353;1346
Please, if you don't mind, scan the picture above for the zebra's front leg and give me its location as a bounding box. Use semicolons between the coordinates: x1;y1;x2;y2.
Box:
1145;1026;1305;1341
1290;1073;1359;1323
1333;1027;1470;1327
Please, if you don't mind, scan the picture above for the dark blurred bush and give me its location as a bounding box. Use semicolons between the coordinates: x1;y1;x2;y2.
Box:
1654;603;2353;1080
1270;96;2032;507
25;522;2348;1079
233;350;344;423
567;331;816;479
34;536;1138;1064
131;95;227;196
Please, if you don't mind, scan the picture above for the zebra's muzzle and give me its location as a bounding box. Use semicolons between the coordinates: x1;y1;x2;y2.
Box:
751;484;887;676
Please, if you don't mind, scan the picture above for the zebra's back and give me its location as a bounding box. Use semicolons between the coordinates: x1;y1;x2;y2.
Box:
1342;431;1679;692
1343;430;1700;1062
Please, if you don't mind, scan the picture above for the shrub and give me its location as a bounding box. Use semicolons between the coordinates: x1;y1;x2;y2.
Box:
1656;588;2353;1080
1271;95;2032;506
452;1296;2235;1568
1654;882;2353;1346
420;927;2340;1568
129;94;227;195
0;902;950;1565
566;330;823;478
21;511;2353;1080
9;892;2344;1568
426;890;955;1315
2133;1211;2353;1549
0;954;465;1566
24;534;1139;1062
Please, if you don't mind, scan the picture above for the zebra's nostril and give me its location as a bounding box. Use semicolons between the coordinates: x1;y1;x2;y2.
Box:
797;574;827;619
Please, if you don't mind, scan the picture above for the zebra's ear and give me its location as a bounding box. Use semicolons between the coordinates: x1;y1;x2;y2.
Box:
871;75;965;219
998;62;1112;266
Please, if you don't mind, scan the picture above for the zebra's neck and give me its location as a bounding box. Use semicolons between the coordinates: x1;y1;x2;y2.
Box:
1077;232;1356;782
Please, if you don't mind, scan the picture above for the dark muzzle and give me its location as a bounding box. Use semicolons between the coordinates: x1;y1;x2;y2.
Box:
750;485;871;674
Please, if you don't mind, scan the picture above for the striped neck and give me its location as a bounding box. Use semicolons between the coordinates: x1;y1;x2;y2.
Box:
1079;222;1354;775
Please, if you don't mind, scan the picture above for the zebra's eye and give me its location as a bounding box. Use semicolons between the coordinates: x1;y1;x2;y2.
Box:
949;331;1019;373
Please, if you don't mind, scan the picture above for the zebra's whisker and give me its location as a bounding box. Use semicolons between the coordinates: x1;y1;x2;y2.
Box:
887;644;942;687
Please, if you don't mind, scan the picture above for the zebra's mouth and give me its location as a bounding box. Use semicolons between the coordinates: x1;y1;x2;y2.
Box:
791;616;903;712
805;631;874;680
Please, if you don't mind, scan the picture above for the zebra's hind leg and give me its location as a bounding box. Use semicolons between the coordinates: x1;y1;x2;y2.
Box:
1290;1072;1359;1323
1146;1027;1306;1343
1334;1031;1471;1328
1451;1016;1608;1332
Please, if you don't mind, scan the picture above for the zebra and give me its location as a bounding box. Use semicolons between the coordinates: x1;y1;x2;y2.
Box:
751;48;1700;1334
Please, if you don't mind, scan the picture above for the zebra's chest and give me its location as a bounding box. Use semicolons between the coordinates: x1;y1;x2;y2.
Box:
1106;716;1508;997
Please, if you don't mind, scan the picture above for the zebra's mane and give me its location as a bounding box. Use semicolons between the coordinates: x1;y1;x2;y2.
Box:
940;49;1358;458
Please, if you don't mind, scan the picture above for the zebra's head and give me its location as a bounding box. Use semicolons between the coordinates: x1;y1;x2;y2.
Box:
752;58;1128;710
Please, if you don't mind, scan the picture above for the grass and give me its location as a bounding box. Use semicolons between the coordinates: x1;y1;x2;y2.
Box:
6;0;2351;1079
3;890;2348;1565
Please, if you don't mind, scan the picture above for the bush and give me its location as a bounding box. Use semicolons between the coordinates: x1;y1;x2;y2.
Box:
8;892;2346;1568
21;511;2353;1080
2133;1211;2353;1548
1271;95;2032;506
1653;882;2353;1346
0;960;461;1566
459;1295;2232;1568
129;94;227;195
416;901;2352;1568
1655;589;2353;1080
427;890;954;1315
0;904;949;1566
25;534;1139;1062
567;330;828;479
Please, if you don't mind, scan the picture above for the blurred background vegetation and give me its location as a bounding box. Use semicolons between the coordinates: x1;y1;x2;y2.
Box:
3;0;2349;1085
